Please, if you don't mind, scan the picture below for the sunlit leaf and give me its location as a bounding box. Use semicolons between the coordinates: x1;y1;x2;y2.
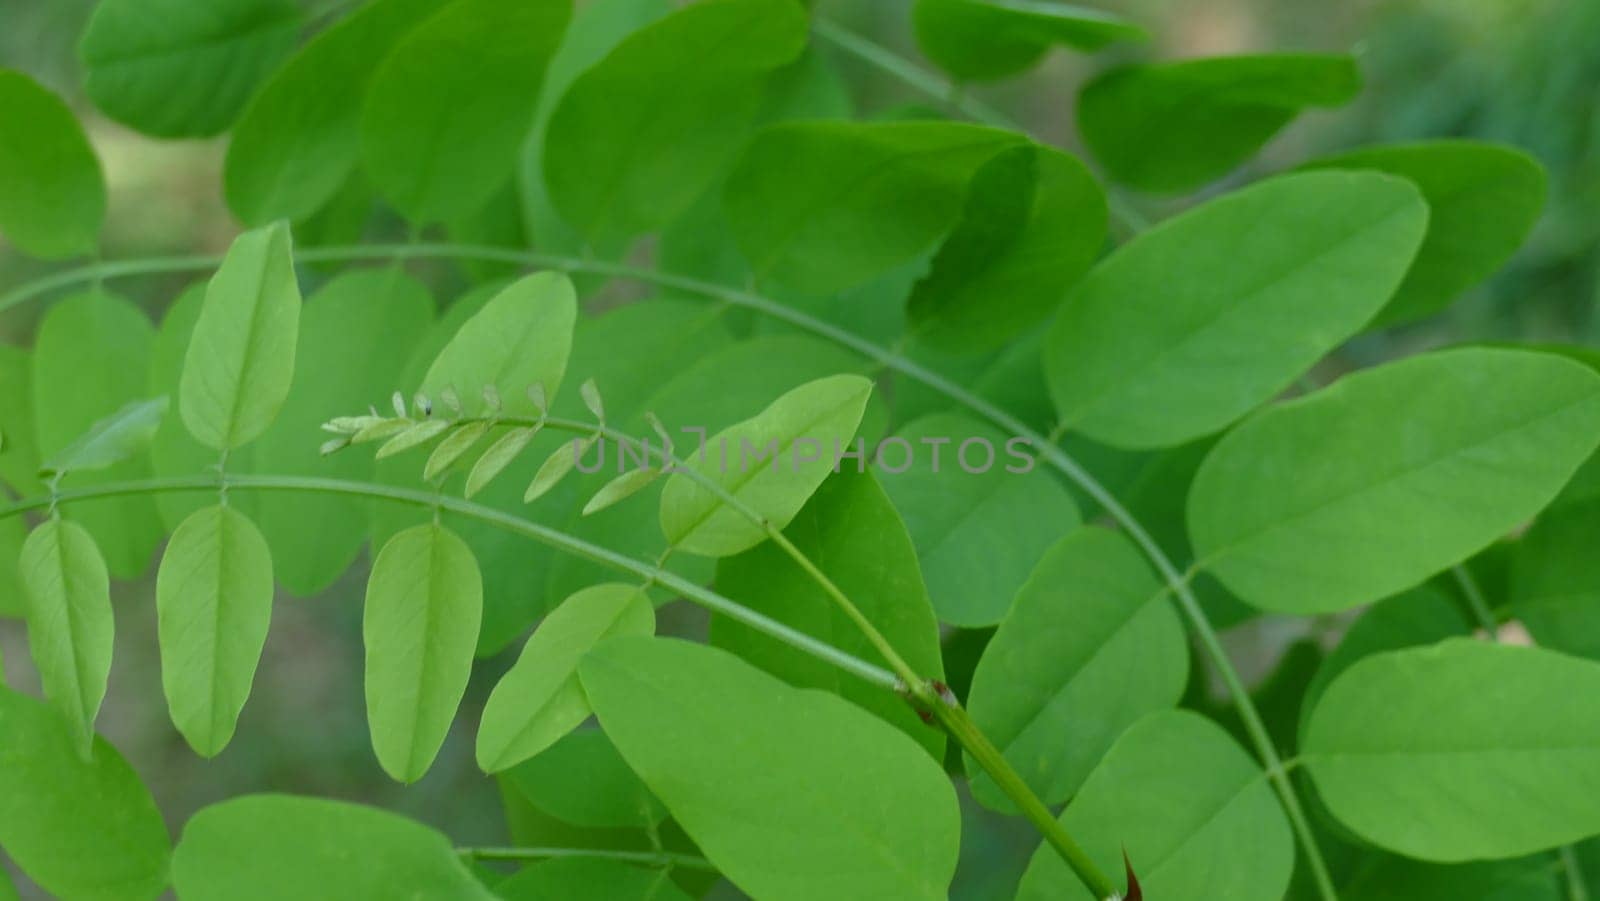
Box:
18;517;113;756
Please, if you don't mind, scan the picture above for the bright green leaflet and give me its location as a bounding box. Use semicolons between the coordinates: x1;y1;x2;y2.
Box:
876;412;1079;626
1304;140;1547;329
156;503;274;757
495;857;693;901
1191;348;1600;613
504;728;667;829
966;527;1188;810
360;0;570;224
907;144;1106;353
32;290;163;578
0;345;42;495
225;0;440;224
364;522;483;783
1045;170;1429;449
39;396;166;477
148;282;216;529
1016;710;1293;900
544;0;807;243
172;794;495;900
17;517;112;756
1079;53;1362;192
78;0;300;138
420;271;578;418
477;582;654;772
658;373;872;557
0;70;104;258
580;636;960;900
1511;498;1600;659
253;268;432;595
0;687;170;901
179;222;302;451
725;119;1025;292
911;0;1145;81
1304;639;1600;860
713;468;947;758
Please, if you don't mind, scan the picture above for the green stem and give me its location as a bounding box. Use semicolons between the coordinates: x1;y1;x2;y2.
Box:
458;846;717;873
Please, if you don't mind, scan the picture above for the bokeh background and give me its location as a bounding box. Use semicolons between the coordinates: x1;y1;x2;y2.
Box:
2;0;1597;897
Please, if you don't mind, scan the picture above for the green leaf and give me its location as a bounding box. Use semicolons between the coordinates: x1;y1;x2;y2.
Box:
504;728;666;829
225;0;440;224
156;504;274;757
544;0;807;243
0;70;104;258
78;0;300;137
148;282;216;529
1342;855;1563;901
494;857;693;901
1081;53;1361;192
172;794;495;900
582;466;659;516
1016;710;1293;900
1511;499;1600;659
33;291;163;578
713;469;946;757
877;412;1079;626
911;0;1145;82
424;421;492;481
0;515;24;619
0;687;170;901
1190;348;1600;613
906;144;1105;353
1305;639;1600;860
40;396;167;477
477;583;654;772
658;373;873;556
579;636;960;900
466;425;539;499
420;272;578;418
361;0;570;223
18;517;113;756
967;527;1188;809
726;120;1025;292
375;419;450;459
1304;141;1547;329
179;222;302;451
0;345;44;496
364;523;483;782
1046;170;1428;449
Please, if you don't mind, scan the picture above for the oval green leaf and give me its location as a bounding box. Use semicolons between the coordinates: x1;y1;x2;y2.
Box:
1190;348;1600;613
18;517;113;756
1046;170;1429;449
911;0;1145;82
420;271;578;418
476;583;654;773
364;523;483;783
0;70;104;258
579;636;960;900
156;504;274;757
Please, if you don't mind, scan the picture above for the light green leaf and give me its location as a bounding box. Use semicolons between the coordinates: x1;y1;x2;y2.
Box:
1304;141;1547;329
364;523;483;783
580;636;960;900
544;0;807;243
172;794;495;900
713;469;946;757
179;222;302;451
725;120;1025;293
361;0;570;223
494;857;693;901
967;527;1188;809
912;0;1145;81
906;144;1105;353
524;436;594;504
581;466;659;516
0;70;104;258
424;421;491;481
18;517;113;756
1305;639;1600;860
78;0;300;137
659;373;873;557
225;0;440;224
33;291;163;578
466;425;538;499
1046;170;1428;449
156;504;274;757
504;728;666;829
877;412;1079;626
374;419;450;459
1191;348;1600;613
0;687;170;901
148;282;217;529
1080;53;1362;192
420;272;578;418
1511;499;1600;659
40;396;167;477
1016;710;1293;900
477;583;654;772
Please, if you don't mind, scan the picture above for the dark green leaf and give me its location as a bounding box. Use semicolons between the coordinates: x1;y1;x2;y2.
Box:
0;70;104;258
912;0;1145;81
505;728;666;829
